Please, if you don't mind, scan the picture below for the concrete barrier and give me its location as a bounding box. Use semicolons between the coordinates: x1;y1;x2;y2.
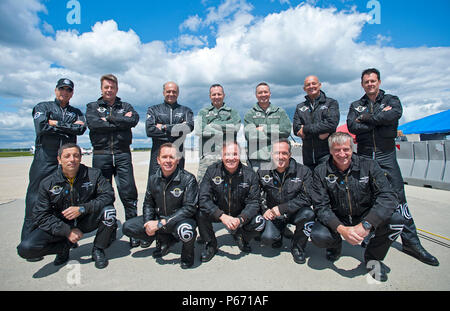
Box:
396;141;414;179
398;140;450;191
443;141;450;185
425;141;445;182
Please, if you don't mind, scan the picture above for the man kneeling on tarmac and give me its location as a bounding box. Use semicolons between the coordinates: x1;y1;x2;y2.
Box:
310;132;406;282
17;143;117;269
197;141;265;263
258;139;315;264
122;143;199;269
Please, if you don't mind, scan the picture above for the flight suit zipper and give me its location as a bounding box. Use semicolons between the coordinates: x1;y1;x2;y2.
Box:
344;172;353;224
68;177;77;226
109;106;115;155
162;179;170;216
310;101;316;165
370;102;377;159
228;176;232;215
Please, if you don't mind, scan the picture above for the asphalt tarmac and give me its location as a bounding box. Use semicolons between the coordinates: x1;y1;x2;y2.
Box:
1;151;449;292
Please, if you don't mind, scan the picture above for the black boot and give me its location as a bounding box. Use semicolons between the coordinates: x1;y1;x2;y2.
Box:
54;242;71;266
291;231;307;264
326;245;341;262
130;237;140;248
291;247;306;264
403;243;439;266
200;243;218;262
233;232;251;253
140;240;151;248
92;247;108;269
152;236;176;258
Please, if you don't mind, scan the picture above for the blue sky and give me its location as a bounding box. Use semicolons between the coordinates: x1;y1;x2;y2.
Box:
1;0;449;148
37;0;450;47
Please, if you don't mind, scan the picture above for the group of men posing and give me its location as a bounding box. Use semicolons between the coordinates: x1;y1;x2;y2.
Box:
17;69;439;282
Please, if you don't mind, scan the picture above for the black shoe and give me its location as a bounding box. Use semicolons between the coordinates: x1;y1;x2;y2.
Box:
54;242;71;266
180;260;194;269
140;240;151;248
291;247;306;264
234;233;251;253
326;246;341;262
366;260;388;282
152;239;175;258
403;244;439;266
130;237;140;248
27;257;44;262
200;244;218;262
92;247;108;269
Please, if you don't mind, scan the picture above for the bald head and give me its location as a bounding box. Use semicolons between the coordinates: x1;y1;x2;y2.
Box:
303;75;322;100
163;81;179;104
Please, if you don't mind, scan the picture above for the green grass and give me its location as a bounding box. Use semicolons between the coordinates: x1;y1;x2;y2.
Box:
0;151;33;157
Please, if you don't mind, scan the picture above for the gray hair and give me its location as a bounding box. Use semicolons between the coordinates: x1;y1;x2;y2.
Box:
328;132;354;149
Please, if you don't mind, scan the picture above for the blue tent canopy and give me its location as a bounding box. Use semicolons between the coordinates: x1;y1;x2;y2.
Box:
399;109;450;135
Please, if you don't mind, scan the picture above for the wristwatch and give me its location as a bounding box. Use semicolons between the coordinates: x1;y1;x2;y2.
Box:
78;206;86;215
157;220;164;229
362;220;373;231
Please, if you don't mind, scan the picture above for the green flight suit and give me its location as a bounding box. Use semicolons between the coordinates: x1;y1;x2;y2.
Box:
195;103;241;182
244;103;291;169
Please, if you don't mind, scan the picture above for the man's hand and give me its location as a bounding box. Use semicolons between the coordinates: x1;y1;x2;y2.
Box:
337;225;366;245
382;106;392;112
67;228;83;244
156;123;163;130
144;220;158;236
263;209;275;221
124;111;132;117
264;206;281;220
318;133;330;140
62;206;82;220
219;214;240;231
256;126;264;132
74;120;85;126
297;125;305;138
48;120;58;126
354;223;370;239
356;114;372;123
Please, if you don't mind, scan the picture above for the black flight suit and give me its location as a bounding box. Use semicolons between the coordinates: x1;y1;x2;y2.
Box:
145;101;194;175
17;164;116;259
293;90;340;169
22;99;86;241
347;90;419;246
258;158;315;252
310;154;406;262
86;96;139;221
122;167;198;265
198;162;265;248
